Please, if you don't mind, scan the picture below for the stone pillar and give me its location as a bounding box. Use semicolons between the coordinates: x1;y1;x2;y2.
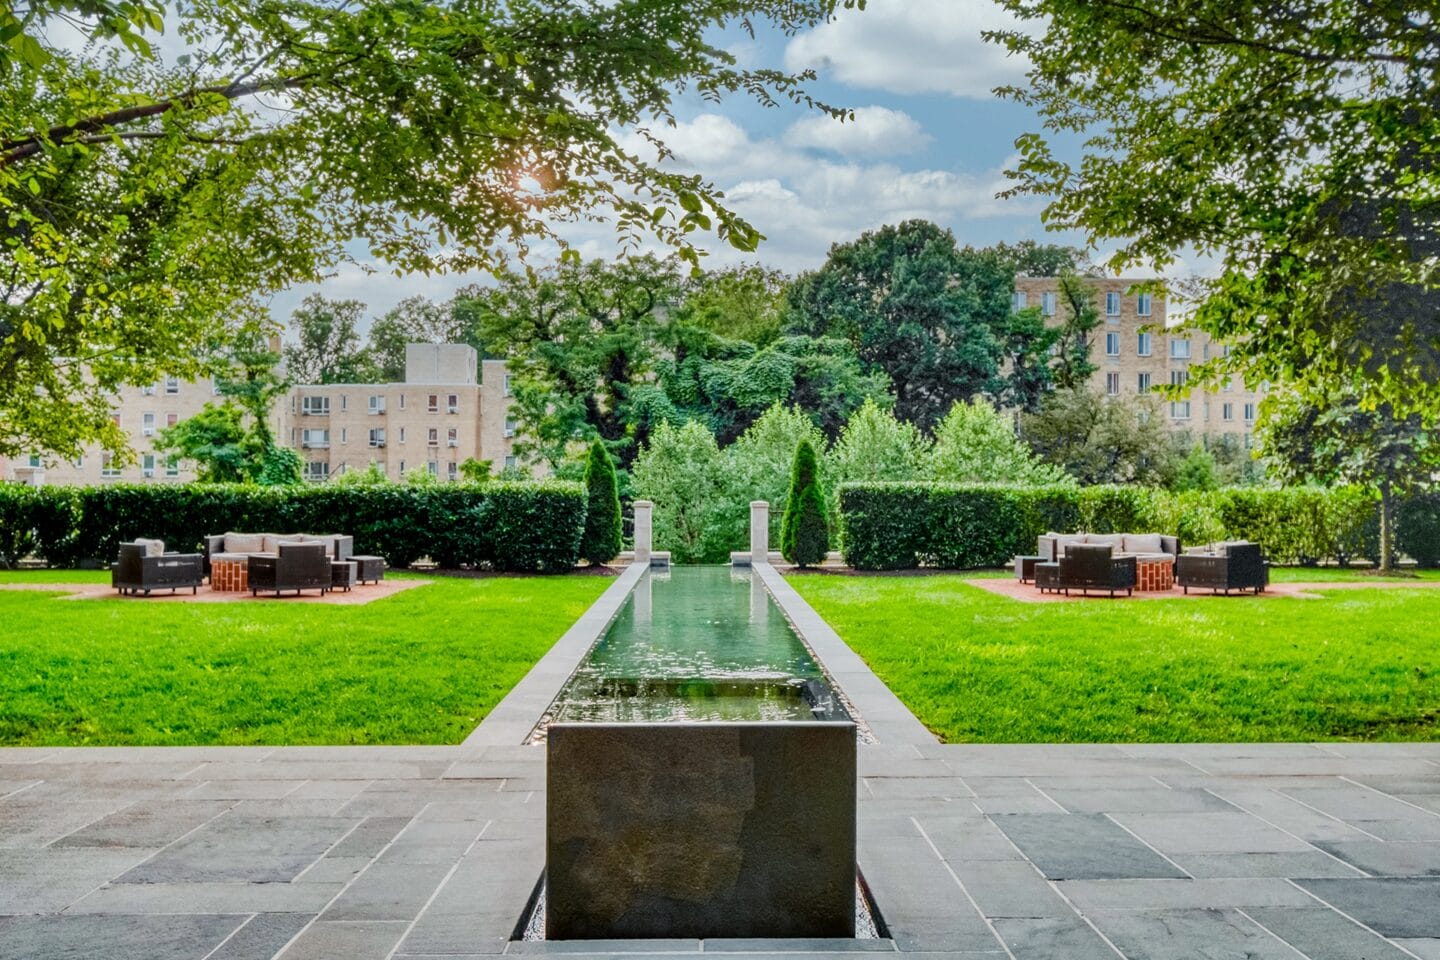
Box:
750;501;769;565
633;500;653;566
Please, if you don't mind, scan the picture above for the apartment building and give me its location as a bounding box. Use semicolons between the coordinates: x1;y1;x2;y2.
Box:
3;344;518;485
1013;277;1266;444
287;344;518;483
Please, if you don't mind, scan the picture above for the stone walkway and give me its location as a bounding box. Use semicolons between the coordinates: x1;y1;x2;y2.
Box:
3;563;1439;959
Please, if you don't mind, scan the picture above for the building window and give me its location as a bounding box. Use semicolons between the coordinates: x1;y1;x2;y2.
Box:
398;459;406;473
142;454;155;478
142;412;156;437
427;428;439;447
165;456;179;478
503;374;512;397
27;454;41;467
504;417;517;438
111;411;121;427
1244;402;1256;423
1170;338;1191;359
166;413;178;428
1137;332;1152;356
1105;291;1121;316
399;427;406;444
305;461;329;482
141;383;156;396
1137;372;1152;392
101;454;120;478
368;395;386;414
427;460;439;476
427;394;439;413
164;376;179;394
1011;291;1027;311
340;394;347;411
1222;402;1234;421
447;461;458;481
301;395;330;416
447;427;458;447
1105;332;1120;357
302;428;330;448
211;376;222;395
1170;369;1188;388
399;394;406;410
1137;292;1152;316
1171;400;1191;420
504;455;517;469
446;393;459;414
340;427;347;444
368;428;386;447
1041;291;1057;316
1106;372;1120;396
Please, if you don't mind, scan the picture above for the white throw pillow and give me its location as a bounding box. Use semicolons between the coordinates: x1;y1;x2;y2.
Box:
1124;533;1164;554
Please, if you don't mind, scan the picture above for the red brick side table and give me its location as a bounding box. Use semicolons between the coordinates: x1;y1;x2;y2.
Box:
210;557;249;592
1134;556;1175;592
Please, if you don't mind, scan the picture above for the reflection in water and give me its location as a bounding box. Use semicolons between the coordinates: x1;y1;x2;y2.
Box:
546;566;846;725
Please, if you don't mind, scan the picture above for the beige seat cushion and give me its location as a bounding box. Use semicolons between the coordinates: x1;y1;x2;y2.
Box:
1054;535;1086;557
223;532;265;554
133;537;166;557
1123;533;1164;554
1085;533;1124;549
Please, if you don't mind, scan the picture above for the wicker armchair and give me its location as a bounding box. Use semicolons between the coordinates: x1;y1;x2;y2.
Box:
112;541;204;596
248;541;331;597
1177;542;1268;595
1039;543;1136;597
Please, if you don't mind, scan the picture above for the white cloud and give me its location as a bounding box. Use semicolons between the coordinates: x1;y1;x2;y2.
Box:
785;0;1030;98
784;106;931;157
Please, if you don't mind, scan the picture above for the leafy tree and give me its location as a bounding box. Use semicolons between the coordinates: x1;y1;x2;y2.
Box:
929;398;1071;485
580;439;622;565
1173;443;1220;493
1258;389;1439;573
474;256;685;468
2;0;853;459
829;398;929;486
368;295;471;382
673;264;789;345
991;0;1440;417
1020;388;1177;486
995;305;1060;412
784;220;1009;431
331;462;392;487
458;458;494;484
284;296;378;385
725;403;830;545
1048;274;1101;392
154;404;254;484
629;419;733;564
990;240;1091;278
780;439;829;567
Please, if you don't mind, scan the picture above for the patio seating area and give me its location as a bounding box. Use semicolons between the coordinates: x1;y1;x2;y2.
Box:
111;532;385;600
1018;533;1268;599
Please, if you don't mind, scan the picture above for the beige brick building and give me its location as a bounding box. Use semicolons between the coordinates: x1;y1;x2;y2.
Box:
3;344;519;486
1013;276;1266;445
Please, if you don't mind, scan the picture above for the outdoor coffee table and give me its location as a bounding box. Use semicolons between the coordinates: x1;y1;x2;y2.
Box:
352;555;385;585
210;556;248;592
331;560;358;592
1133;555;1175;592
1013;555;1044;583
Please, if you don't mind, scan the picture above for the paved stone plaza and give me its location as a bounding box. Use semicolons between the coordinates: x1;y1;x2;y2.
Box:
2;566;1438;958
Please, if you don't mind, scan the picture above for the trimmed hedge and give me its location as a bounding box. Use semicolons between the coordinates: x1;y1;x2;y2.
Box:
0;481;587;573
839;482;1408;571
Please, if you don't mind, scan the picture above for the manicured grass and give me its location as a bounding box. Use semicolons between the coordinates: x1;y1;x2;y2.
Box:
0;569;111;583
789;572;1440;743
0;573;608;746
1266;566;1440;583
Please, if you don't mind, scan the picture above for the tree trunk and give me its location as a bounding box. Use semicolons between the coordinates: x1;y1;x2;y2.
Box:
1379;480;1394;574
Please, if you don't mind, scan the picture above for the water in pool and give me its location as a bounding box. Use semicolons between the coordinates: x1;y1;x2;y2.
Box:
541;566;846;725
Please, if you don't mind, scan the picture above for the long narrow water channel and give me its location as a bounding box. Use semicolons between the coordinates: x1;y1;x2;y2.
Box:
535;565;849;730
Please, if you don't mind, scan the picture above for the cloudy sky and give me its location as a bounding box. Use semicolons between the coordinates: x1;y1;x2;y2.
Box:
270;0;1099;326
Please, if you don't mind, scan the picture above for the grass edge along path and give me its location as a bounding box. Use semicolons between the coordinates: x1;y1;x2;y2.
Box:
787;571;1440;743
0;572;609;747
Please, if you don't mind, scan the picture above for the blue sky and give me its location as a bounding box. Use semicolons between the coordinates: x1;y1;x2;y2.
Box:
271;0;1108;326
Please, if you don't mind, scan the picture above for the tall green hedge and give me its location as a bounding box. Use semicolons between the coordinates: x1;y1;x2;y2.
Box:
0;481;587;572
838;482;1411;570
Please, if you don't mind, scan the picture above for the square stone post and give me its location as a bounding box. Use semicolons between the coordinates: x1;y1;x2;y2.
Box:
750;500;769;565
633;500;653;566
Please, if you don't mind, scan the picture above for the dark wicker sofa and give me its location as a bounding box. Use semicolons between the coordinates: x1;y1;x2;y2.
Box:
248;541;331;597
1036;543;1137;597
112;540;204;596
1176;542;1268;595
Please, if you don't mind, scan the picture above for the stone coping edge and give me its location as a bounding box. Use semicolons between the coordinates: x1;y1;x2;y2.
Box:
753;561;937;748
462;562;647;749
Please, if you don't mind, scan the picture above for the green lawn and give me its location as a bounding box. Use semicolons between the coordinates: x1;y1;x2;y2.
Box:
789;572;1440;743
0;572;608;746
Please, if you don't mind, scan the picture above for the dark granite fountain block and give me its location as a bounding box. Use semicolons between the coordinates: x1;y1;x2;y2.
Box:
546;721;857;940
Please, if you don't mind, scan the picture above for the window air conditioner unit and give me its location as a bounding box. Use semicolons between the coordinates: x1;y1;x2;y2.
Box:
447;440;458;447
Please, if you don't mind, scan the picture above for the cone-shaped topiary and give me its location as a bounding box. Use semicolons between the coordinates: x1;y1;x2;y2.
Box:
780;438;829;567
580;439;623;565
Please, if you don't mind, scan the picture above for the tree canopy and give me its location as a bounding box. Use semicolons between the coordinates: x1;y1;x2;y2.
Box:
991;0;1440;415
1;0;856;459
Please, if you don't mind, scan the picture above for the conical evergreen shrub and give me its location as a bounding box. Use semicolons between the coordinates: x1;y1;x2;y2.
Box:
780;438;829;567
580;439;622;565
